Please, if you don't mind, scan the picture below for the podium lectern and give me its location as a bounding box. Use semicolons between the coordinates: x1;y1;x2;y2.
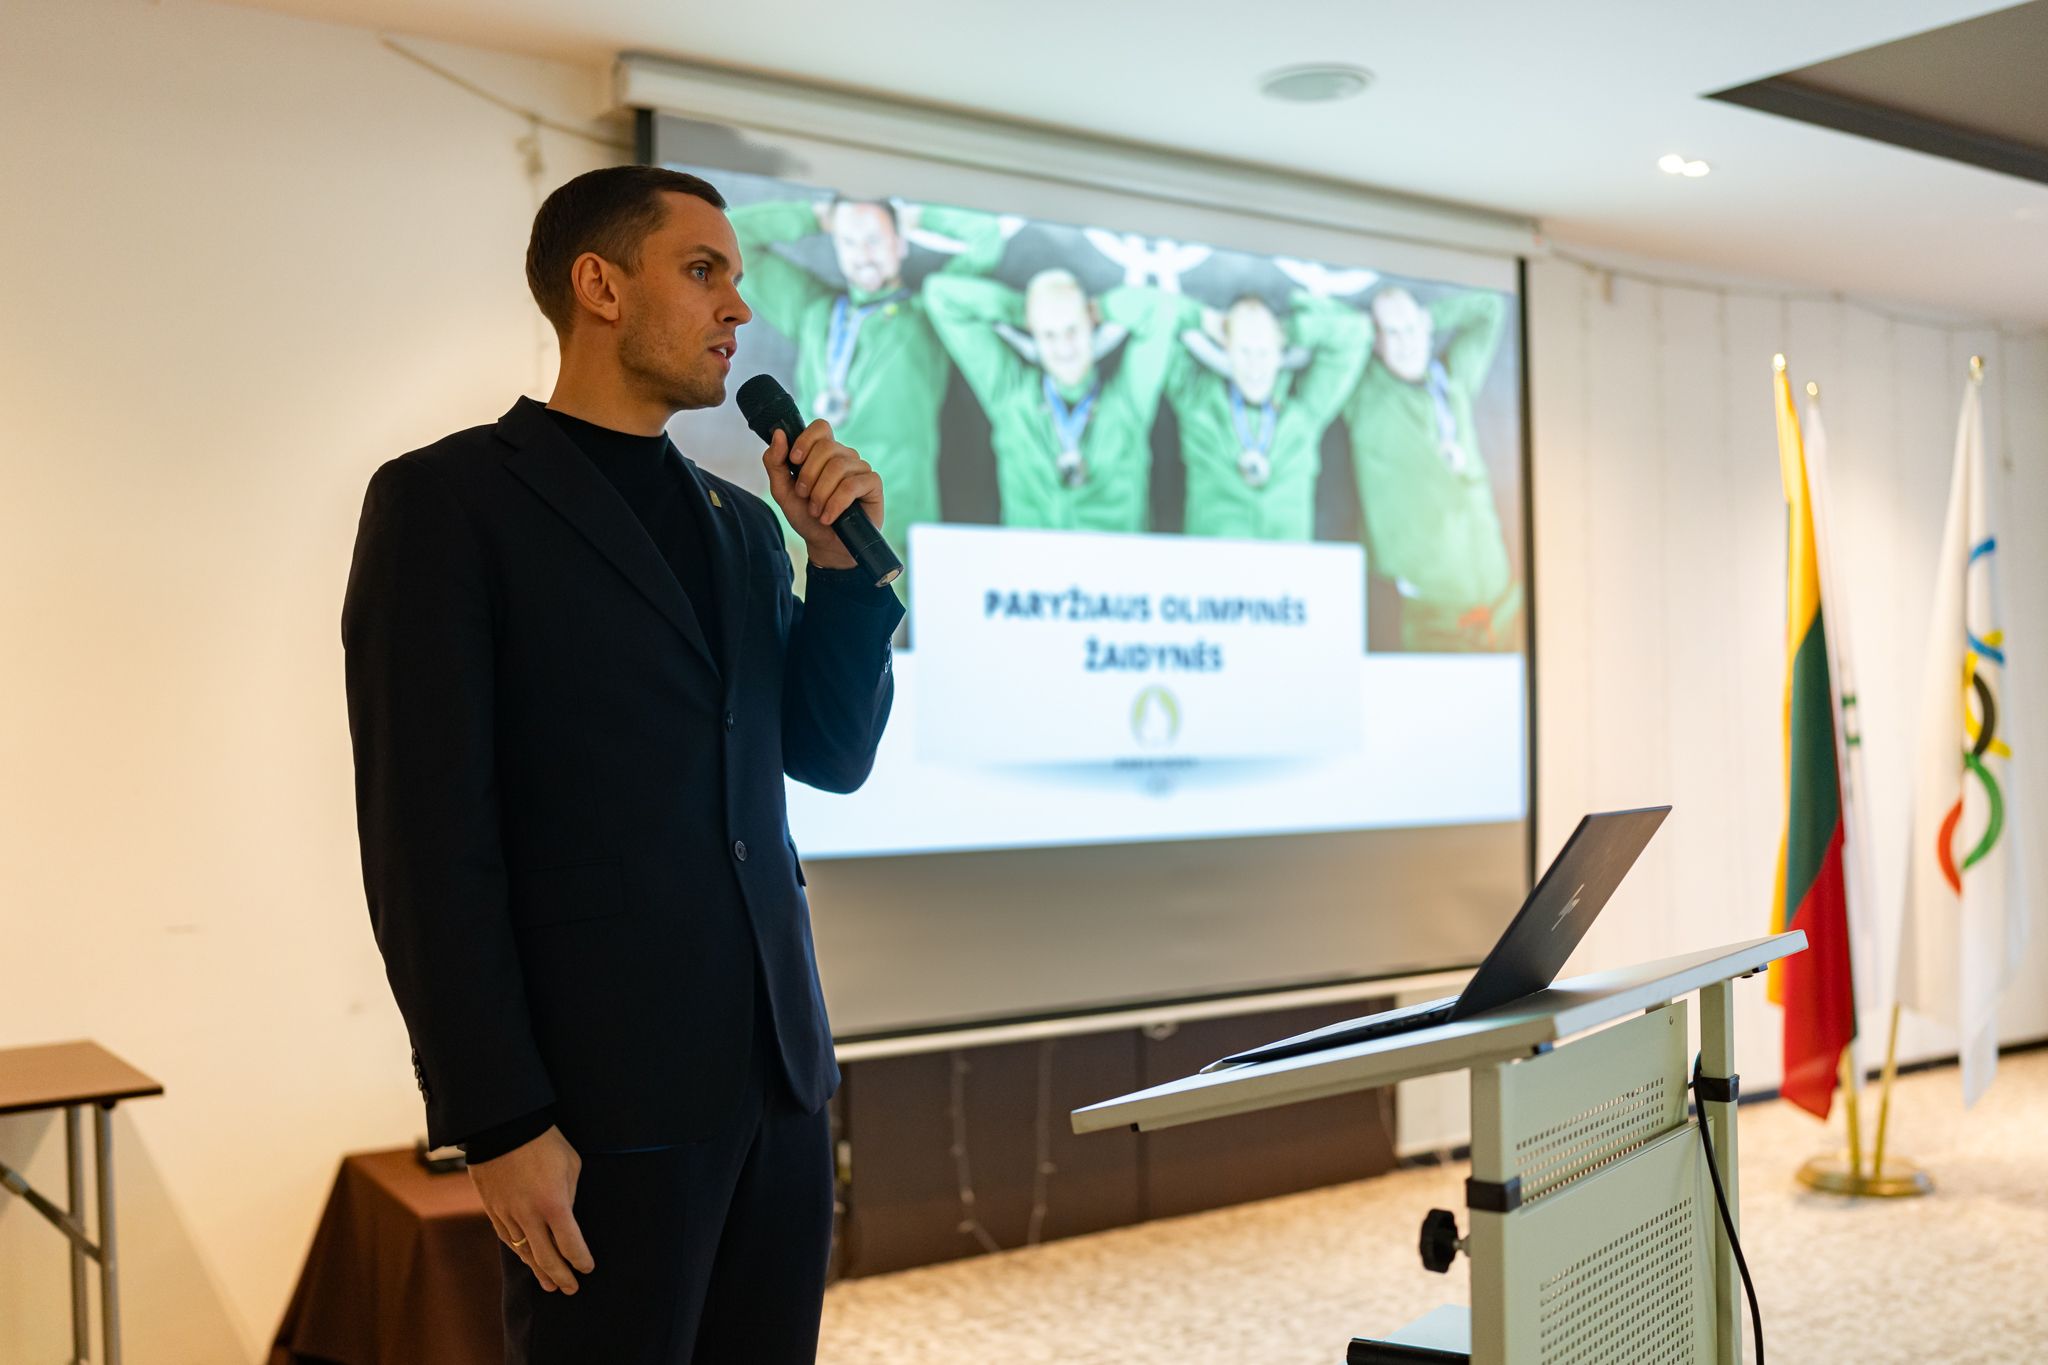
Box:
1072;933;1805;1365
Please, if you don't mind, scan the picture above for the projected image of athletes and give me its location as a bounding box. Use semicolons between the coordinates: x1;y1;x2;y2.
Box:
689;169;1523;652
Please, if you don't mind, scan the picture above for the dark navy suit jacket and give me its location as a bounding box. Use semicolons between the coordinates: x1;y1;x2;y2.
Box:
342;396;902;1151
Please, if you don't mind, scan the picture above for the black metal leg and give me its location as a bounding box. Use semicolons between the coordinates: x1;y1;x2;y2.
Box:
96;1103;119;1365
68;1106;88;1365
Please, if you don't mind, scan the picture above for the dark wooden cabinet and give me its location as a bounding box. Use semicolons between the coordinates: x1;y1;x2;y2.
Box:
834;998;1396;1277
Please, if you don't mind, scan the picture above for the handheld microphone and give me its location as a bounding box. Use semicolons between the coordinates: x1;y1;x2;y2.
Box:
736;375;904;589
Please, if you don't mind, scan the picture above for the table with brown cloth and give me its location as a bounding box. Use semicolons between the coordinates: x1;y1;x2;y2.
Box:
271;1147;500;1365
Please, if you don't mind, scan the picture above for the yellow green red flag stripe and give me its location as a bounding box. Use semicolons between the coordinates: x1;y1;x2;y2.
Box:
1769;362;1857;1120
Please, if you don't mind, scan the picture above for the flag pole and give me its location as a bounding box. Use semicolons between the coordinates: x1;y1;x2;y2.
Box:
1872;355;1986;1190
1842;1048;1864;1181
1785;369;1930;1198
1870;1001;1905;1179
1841;356;1990;1200
1871;355;1989;1190
1811;377;1867;1183
1810;376;1869;1183
1811;1002;1928;1195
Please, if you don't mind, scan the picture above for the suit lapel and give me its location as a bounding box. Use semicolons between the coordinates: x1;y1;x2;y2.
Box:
495;397;720;679
677;454;754;694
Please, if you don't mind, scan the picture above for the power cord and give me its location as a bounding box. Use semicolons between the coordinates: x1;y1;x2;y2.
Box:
1692;1053;1763;1364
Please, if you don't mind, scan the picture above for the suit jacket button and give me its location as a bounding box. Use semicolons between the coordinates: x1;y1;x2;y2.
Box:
734;839;748;862
724;711;736;732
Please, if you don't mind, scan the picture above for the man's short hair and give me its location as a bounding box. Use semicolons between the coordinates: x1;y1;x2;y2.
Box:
1367;283;1419;316
1224;292;1279;332
1024;268;1088;319
824;195;900;230
525;166;727;333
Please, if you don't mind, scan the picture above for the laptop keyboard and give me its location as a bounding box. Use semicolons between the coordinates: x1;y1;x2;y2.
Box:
1202;995;1460;1072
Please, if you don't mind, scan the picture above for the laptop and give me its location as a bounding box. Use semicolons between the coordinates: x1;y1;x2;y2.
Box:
1199;806;1671;1073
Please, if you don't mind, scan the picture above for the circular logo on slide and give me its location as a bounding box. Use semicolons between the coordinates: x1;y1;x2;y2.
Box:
1131;686;1182;748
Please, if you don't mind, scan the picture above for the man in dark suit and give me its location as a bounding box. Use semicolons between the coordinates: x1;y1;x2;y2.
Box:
342;165;901;1363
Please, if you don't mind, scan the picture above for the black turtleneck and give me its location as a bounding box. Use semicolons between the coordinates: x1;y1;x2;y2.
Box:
542;406;723;662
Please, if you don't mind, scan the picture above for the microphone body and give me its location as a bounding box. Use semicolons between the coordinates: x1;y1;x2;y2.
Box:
736;376;904;589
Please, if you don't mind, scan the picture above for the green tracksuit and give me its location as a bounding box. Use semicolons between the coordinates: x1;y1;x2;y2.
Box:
1343;291;1519;650
729;202;1007;585
1165;292;1372;540
924;277;1182;534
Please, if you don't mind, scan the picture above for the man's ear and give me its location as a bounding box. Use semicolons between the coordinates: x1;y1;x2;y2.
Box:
568;252;623;326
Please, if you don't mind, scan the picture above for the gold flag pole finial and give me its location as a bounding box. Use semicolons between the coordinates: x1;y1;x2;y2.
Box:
1971;354;1985;382
1774;353;1787;373
1806;381;1820;399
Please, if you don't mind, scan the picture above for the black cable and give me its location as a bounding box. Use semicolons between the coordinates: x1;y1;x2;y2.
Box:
1692;1053;1763;1364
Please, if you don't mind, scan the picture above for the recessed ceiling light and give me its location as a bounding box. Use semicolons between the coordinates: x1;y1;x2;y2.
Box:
1260;64;1374;103
1659;153;1711;177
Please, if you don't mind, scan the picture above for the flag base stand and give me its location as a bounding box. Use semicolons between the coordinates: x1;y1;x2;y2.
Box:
1796;1151;1933;1198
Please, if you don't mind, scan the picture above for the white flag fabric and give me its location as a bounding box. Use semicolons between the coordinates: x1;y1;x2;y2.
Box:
1898;375;2025;1107
1801;394;1879;1071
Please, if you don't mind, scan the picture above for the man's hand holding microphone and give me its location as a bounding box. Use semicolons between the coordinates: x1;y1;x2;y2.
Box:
741;376;899;585
761;421;886;570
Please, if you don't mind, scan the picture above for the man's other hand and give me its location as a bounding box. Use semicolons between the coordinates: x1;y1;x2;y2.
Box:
469;1124;594;1293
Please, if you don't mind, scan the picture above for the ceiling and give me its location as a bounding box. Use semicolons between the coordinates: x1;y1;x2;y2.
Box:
1712;2;2048;186
215;0;2048;324
1769;1;2048;149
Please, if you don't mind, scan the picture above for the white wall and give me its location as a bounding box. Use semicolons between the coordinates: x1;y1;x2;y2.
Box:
0;2;613;1360
3;1;2045;1360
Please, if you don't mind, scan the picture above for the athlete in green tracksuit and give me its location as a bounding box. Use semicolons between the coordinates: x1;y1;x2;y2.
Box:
1343;287;1520;651
1165;291;1372;540
924;270;1182;534
729;198;1008;593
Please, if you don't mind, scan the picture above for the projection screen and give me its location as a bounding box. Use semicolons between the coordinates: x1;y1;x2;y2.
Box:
626;69;1537;1040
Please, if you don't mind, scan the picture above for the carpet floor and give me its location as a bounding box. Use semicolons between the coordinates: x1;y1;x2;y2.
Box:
818;1047;2047;1363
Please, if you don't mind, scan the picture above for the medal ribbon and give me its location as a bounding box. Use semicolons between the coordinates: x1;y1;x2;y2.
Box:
1425;357;1467;470
823;291;903;407
1042;372;1098;457
1228;383;1277;458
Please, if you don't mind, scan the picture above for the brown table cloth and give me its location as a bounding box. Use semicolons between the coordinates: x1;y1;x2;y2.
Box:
270;1147;501;1365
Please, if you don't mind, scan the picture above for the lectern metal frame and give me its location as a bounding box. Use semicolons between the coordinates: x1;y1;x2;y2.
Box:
1072;933;1804;1365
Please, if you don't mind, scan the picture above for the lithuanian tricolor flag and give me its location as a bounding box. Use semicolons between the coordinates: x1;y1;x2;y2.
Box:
1769;358;1857;1120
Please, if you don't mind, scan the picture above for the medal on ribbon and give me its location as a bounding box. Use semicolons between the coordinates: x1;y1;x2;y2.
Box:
813;387;851;426
1425;358;1472;474
1230;384;1277;489
814;291;901;427
1043;372;1097;489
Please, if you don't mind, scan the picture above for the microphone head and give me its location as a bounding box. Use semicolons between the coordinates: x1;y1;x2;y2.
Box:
735;374;802;443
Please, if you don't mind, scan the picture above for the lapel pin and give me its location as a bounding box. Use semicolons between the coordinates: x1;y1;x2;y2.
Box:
709;489;723;509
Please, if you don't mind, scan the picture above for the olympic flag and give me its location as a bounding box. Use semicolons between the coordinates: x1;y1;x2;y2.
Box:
1898;369;2025;1107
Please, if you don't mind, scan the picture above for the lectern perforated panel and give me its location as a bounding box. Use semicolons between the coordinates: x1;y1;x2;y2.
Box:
1471;1006;1715;1363
1514;1075;1673;1203
1536;1195;1699;1363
